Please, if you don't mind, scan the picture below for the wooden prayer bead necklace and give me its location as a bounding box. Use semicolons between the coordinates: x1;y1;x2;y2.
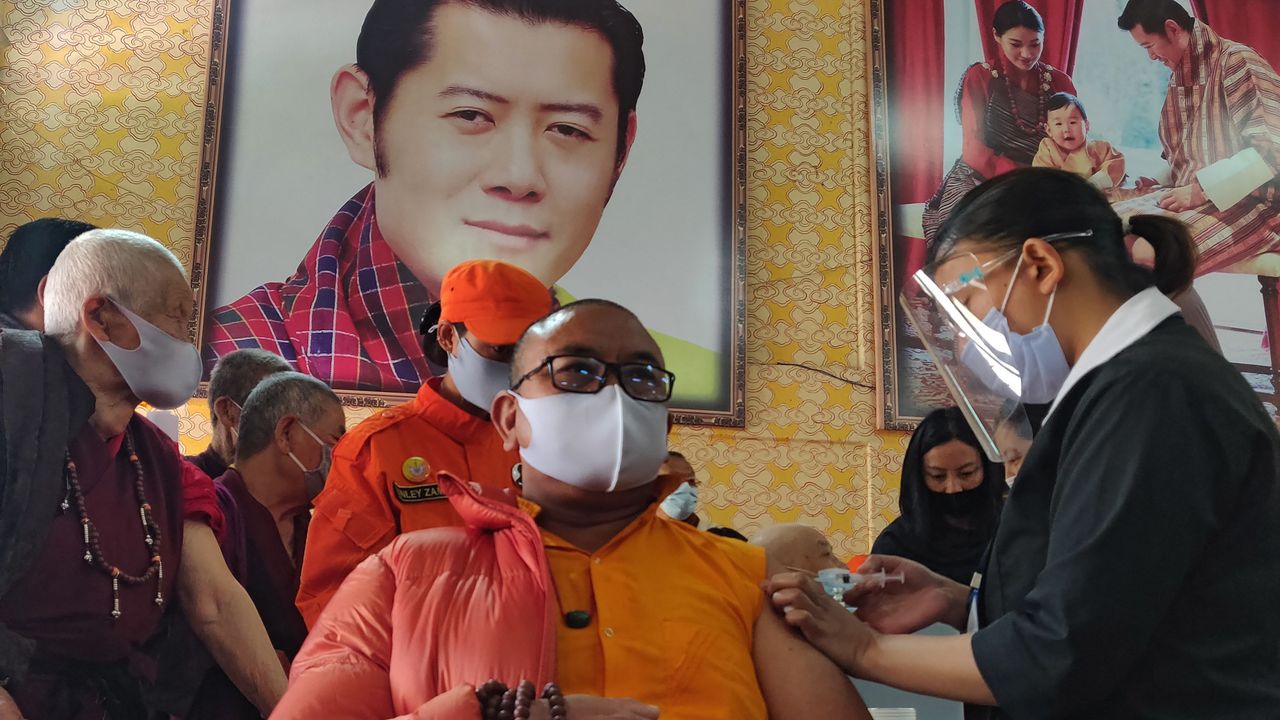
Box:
61;432;165;620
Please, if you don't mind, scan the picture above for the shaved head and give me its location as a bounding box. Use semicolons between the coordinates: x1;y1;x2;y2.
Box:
208;349;293;426
510;299;660;385
661;451;695;485
491;297;670;518
751;524;844;575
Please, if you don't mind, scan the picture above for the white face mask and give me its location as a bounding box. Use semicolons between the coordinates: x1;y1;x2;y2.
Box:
96;299;202;410
660;481;699;520
511;384;669;493
448;336;511;411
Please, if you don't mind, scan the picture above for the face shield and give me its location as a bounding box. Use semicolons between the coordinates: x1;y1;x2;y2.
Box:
899;248;1031;463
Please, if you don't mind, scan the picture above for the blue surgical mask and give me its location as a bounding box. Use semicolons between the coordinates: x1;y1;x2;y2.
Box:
961;254;1069;405
816;568;855;603
660;481;699;520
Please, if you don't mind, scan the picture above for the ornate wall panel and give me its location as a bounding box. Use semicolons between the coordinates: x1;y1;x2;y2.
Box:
0;0;911;557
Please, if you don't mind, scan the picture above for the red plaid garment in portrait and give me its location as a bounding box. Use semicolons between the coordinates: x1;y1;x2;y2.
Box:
1152;22;1280;273
204;184;434;392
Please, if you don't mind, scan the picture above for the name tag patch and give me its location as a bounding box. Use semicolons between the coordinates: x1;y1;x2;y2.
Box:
394;482;446;504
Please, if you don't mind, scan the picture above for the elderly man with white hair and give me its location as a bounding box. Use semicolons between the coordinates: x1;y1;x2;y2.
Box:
0;229;287;719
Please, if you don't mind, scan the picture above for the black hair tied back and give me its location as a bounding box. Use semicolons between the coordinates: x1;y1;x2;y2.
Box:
930;168;1198;300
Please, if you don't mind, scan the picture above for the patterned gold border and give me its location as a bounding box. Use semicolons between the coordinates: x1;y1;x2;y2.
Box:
188;0;225;346
867;0;919;431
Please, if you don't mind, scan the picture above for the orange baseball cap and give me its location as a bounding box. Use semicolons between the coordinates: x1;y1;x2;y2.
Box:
438;260;552;346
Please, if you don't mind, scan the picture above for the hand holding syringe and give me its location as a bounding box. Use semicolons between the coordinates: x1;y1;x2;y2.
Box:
785;566;906;606
815;567;905;606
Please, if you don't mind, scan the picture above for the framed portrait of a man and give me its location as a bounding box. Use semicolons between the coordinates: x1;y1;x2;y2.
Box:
190;0;747;425
869;0;1280;428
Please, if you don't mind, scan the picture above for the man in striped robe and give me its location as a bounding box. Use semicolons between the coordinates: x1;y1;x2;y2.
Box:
1115;1;1280;275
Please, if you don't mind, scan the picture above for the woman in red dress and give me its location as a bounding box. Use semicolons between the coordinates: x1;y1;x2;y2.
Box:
922;1;1077;242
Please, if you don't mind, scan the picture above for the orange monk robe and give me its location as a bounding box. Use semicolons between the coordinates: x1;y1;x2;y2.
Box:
531;485;770;720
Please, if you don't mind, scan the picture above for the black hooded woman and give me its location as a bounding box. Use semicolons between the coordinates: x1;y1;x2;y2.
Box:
871;407;1004;585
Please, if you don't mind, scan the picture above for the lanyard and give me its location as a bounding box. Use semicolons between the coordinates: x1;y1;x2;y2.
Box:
968;503;1005;630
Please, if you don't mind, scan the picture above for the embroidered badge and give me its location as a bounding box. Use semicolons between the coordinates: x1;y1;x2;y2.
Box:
393;482;446;504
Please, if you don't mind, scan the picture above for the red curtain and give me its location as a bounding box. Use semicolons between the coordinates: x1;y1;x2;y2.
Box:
886;0;945;288
1191;0;1280;70
886;0;946;206
975;0;1084;75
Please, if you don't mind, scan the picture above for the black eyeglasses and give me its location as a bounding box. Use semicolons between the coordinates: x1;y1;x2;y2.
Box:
512;354;675;403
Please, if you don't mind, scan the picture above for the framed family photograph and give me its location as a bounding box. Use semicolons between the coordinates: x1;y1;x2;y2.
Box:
869;0;1280;428
189;0;748;425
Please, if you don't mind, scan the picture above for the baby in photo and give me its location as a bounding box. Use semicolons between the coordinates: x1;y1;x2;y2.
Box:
1033;92;1126;190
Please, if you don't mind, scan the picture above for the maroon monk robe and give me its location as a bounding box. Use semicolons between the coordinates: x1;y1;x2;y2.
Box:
186;445;229;484
215;469;308;656
0;415;193;719
181;468;308;719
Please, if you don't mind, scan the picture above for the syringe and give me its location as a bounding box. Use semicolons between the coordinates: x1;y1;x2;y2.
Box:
816;567;905;603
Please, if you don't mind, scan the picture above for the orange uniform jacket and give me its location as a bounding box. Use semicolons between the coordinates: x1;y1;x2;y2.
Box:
295;377;519;626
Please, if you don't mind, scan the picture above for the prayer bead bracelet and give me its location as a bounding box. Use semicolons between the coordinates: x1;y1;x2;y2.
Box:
476;680;566;720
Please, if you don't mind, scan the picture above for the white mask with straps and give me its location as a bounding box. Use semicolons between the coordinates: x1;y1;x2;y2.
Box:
287;422;332;502
511;385;668;493
95;298;202;410
448;336;512;411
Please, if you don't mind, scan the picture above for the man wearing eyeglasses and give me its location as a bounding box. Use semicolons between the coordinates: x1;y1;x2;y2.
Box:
273;298;871;720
